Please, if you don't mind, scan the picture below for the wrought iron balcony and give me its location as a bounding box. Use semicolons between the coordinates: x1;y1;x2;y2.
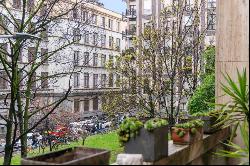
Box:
122;28;137;39
125;9;136;18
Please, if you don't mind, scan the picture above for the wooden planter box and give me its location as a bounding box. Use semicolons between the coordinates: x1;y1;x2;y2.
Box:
21;147;110;165
171;127;203;145
124;126;169;162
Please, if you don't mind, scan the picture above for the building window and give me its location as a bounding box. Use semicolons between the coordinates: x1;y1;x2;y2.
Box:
0;71;7;89
81;9;88;22
108;73;113;87
93;74;99;88
84;99;89;112
207;12;216;30
28;47;36;63
0;43;7;60
93;97;99;111
207;0;216;8
19;71;23;87
117;21;120;32
101;54;106;67
115;56;120;68
73;28;81;42
116;74;121;87
84;52;89;66
27;0;34;12
74;51;79;66
108;19;113;30
116;38;121;51
41;72;48;89
109;55;114;67
13;0;21;9
41;48;48;64
0;126;5;134
0;15;7;34
84;31;89;44
101;97;107;108
31;72;36;90
74;99;80;113
102;17;105;27
93;53;98;67
41;25;48;40
144;0;152;15
84;73;89;88
101;34;106;47
40;3;47;16
72;8;79;19
109;36;114;48
92;14;97;25
74;73;80;88
93;33;98;46
17;48;23;62
101;74;107;88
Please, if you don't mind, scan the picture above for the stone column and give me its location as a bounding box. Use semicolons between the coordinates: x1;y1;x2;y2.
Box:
216;0;249;104
216;0;249;164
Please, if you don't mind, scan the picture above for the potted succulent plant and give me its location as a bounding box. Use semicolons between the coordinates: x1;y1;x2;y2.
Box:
191;110;225;134
171;119;204;145
118;117;169;162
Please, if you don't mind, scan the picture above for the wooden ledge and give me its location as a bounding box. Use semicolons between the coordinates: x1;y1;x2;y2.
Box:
144;127;231;165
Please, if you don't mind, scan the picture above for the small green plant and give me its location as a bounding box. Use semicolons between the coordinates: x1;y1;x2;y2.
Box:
144;118;168;131
173;119;204;138
117;118;143;144
175;119;204;129
214;68;249;164
118;118;168;144
191;110;225;118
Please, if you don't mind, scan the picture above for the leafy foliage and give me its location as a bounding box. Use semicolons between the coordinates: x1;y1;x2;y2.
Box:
215;68;249;128
175;119;204;129
117;118;143;144
215;68;249;164
202;46;216;78
188;74;215;114
173;119;204;138
216;120;249;165
144;118;168;131
191;109;224;118
117;118;168;144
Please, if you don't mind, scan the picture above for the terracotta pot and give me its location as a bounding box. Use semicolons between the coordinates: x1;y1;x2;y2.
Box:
171;127;203;145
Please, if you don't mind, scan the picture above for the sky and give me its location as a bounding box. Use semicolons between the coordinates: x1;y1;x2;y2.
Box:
100;0;126;14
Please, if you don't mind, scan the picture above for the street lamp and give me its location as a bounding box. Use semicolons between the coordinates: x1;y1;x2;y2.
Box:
0;33;41;40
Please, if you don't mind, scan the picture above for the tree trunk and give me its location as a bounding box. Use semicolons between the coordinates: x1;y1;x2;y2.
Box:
3;120;13;165
169;79;175;126
3;98;15;165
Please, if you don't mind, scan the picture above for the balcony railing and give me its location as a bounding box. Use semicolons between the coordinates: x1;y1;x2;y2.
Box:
122;28;136;39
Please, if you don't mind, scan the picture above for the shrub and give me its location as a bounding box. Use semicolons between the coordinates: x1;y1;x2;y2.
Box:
188;74;215;114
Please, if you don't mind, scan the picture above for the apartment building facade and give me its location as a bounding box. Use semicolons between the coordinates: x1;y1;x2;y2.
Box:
63;2;126;116
122;0;216;48
0;0;126;136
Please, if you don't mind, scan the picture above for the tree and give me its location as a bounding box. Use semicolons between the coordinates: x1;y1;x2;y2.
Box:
0;0;95;164
188;46;215;114
103;0;210;125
